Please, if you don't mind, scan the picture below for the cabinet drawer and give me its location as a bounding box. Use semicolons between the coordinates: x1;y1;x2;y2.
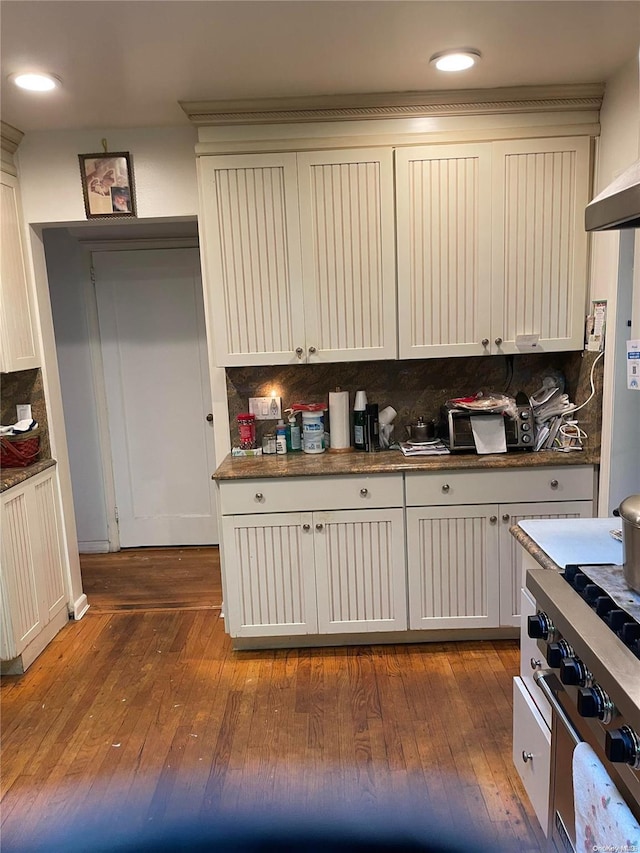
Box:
519;588;551;727
405;465;594;506
513;677;551;836
219;474;404;515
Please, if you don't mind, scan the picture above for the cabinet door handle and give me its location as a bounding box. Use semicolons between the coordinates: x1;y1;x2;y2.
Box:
441;483;450;493
360;488;368;497
255;492;264;501
295;347;304;358
550;479;559;489
206;413;213;422
489;515;497;524
521;751;533;764
302;523;311;532
502;513;510;522
308;346;317;355
315;523;324;531
495;337;503;347
481;338;489;347
530;657;543;670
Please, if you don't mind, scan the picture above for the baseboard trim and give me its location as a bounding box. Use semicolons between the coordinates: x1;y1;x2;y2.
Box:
72;594;90;620
78;541;110;554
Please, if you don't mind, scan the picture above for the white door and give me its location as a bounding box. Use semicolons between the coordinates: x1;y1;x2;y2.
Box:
93;248;218;547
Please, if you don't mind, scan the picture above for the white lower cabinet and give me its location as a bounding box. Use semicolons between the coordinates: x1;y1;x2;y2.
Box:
1;468;69;671
405;466;594;629
222;507;406;638
513;675;551;834
219;473;407;640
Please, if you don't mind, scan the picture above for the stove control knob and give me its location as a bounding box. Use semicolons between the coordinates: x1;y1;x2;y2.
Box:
546;639;574;669
527;612;556;642
577;685;615;724
605;726;640;769
559;657;592;687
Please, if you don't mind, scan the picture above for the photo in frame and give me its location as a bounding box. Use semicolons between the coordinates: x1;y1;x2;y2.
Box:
78;151;136;218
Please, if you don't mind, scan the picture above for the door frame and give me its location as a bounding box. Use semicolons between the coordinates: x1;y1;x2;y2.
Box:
81;237;206;551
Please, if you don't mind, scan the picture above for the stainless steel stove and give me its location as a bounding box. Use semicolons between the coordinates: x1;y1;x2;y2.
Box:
526;564;640;851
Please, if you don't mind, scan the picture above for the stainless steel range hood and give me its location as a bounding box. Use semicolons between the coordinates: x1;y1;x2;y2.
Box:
585;158;640;231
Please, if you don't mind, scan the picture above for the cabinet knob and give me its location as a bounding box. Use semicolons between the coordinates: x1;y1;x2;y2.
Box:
502;513;510;522
206;413;213;422
441;483;450;493
550;479;559;489
521;751;533;764
302;523;311;532
255;492;264;501
360;488;368;497
495;337;503;347
481;338;489;347
530;657;543;670
308;346;317;355
315;522;324;531
489;515;497;524
295;347;304;358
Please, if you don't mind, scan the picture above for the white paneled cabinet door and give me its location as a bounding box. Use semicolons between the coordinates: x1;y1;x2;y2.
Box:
198;153;305;366
406;505;500;629
0;171;39;371
395;144;493;359
297;149;397;362
313;508;406;633
498;500;593;628
1;469;67;662
222;513;317;638
491;136;590;354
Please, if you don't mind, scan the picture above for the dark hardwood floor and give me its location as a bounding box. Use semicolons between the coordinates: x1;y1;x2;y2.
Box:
79;546;222;612
0;549;545;851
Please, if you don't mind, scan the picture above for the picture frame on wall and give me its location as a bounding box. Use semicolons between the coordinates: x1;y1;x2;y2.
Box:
78;151;137;218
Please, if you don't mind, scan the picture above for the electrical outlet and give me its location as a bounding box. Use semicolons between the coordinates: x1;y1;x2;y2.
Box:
249;396;282;420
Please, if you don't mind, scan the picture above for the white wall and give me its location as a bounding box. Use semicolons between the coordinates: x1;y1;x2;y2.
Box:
44;228;110;551
17;126;198;224
592;50;640;515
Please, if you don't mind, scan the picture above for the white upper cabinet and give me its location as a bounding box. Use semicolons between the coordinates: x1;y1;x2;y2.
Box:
0;170;40;372
296;149;397;363
198;152;304;367
396;143;493;359
491;137;591;354
198;148;397;366
396;136;591;358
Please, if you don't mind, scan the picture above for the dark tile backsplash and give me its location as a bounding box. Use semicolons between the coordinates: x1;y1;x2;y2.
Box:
1;368;51;459
226;351;603;454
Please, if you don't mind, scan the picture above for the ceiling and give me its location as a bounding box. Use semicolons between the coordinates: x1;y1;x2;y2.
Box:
1;1;639;135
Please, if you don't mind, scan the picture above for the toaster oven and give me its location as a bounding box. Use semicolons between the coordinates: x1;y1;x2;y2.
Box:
440;399;535;452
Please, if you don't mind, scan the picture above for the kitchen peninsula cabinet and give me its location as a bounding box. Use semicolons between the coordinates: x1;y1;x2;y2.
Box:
0;169;40;372
198;148;396;367
396;136;591;359
1;467;68;673
218;474;406;641
405;466;595;629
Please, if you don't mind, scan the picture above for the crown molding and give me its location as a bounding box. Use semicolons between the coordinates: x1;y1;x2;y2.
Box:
180;83;605;127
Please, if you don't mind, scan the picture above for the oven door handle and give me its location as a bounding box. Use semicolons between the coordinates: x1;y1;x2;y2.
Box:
533;670;582;747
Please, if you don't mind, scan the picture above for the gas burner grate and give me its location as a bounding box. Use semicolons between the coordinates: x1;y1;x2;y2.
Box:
562;564;640;657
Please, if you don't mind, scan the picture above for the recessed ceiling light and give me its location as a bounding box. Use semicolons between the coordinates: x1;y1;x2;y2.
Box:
10;72;61;92
430;49;481;72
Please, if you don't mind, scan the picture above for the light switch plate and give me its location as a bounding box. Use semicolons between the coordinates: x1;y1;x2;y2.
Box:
249;396;282;420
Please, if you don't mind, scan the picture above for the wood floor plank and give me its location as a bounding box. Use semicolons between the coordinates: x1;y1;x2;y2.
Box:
1;551;545;851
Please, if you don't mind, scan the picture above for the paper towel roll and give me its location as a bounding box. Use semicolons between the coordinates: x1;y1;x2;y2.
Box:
329;390;351;450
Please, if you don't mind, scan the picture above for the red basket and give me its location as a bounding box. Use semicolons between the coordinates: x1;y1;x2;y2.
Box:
0;429;41;468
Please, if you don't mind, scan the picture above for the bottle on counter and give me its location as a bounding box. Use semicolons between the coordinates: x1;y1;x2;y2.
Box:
262;432;277;455
237;412;256;449
353;390;368;451
365;403;379;452
275;419;288;454
285;409;302;452
301;409;325;454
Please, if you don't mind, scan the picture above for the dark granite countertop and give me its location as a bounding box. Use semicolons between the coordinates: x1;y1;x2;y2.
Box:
1;458;57;493
213;447;599;481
